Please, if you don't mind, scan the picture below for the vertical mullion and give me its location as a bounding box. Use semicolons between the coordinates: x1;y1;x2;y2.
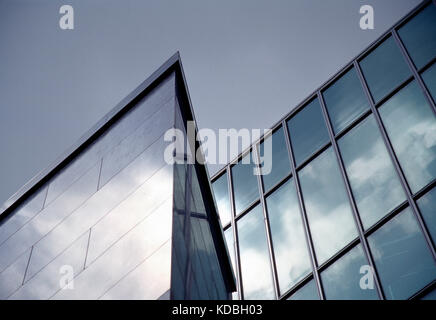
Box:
227;165;243;300
282;119;325;300
317;91;386;300
253;143;280;299
391;29;436;116
354;60;436;260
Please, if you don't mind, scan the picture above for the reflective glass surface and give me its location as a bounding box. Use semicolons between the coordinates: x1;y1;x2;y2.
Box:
288;279;319;300
321;244;378;300
299;148;358;265
259;128;291;192
212;173;232;227
398;4;436;69
224;227;236;274
422;62;436;101
368;207;436;300
360;36;411;102
379;81;436;193
323;67;369;133
0;186;47;245
232;152;259;215
266;178;311;294
237;204;274;299
287;98;330;166
338;115;406;229
417;187;436;246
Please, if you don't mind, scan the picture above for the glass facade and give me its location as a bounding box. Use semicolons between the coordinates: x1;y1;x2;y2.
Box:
0;58;234;300
212;1;436;300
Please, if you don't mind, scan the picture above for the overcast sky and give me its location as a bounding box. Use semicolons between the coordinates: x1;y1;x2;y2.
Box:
0;0;423;206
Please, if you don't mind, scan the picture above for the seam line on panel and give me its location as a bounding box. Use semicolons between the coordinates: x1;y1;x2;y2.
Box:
22;246;33;286
83;228;92;270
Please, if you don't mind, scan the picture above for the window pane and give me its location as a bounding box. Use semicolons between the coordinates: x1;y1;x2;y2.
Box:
398;4;436;69
299;148;358;265
360;37;411;103
368;207;436;300
259;127;291;192
287;98;329;166
321;244;378;300
232;152;259;215
422;62;436;101
379;81;436;193
323;67;370;133
417;187;436;246
266;178;312;294
288;279;319;300
338;115;406;229
224;227;236;274
212;173;232;226
237;204;275;299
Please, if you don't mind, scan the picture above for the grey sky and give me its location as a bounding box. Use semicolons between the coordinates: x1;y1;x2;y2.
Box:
0;0;422;205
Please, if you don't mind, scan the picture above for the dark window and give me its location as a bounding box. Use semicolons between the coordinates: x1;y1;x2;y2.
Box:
231;152;259;215
360;36;411;103
323;67;369;134
422;62;436;101
379;81;436;193
368;207;436;300
338;115;406;229
287;98;330;166
259;127;291;192
398;4;436;69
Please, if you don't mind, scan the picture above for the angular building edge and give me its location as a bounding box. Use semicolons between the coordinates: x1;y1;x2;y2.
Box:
0;52;237;297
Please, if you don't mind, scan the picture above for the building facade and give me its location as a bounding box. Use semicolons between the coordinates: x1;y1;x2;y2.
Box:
0;55;235;300
211;0;436;300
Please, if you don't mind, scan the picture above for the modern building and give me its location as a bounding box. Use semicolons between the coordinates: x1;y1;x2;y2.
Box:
0;54;236;300
211;0;436;300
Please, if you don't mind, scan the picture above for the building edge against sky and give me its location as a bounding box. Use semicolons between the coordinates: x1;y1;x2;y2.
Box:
0;53;235;299
211;0;436;300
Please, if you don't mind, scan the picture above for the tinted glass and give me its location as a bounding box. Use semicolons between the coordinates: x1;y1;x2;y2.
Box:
237;204;274;299
212;173;232;226
259;128;291;192
288;279;319;300
232;152;259;215
321;244;378;300
266;178;312;294
360;37;411;102
398;4;436;69
368;207;436;299
224;227;236;274
422;62;436;101
338;115;406;229
323;67;369;133
379;81;436;193
299;148;358;265
287;98;330;166
417;187;436;246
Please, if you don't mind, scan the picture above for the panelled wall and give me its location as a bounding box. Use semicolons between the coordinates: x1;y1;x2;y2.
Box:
212;1;436;300
0;72;177;300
